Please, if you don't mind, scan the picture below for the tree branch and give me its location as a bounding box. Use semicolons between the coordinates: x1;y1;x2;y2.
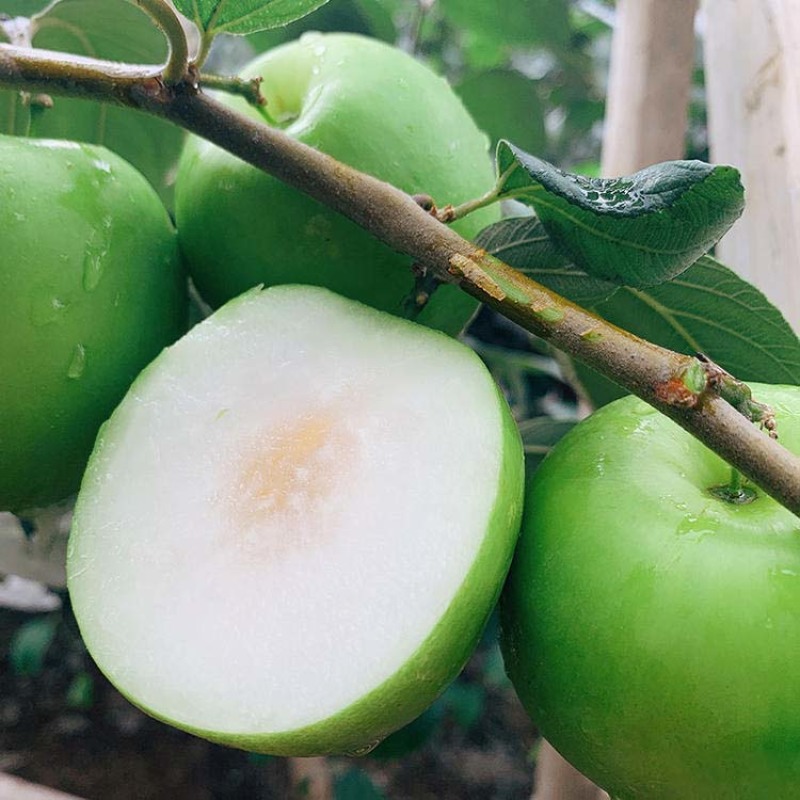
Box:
1;43;799;514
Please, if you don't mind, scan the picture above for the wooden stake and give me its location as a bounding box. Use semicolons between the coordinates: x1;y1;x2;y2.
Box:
602;0;699;176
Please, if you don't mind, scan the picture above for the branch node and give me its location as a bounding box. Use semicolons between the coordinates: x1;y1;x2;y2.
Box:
696;353;778;437
412;193;436;212
402;263;439;318
436;203;456;223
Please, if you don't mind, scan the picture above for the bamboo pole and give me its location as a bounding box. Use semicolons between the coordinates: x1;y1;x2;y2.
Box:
703;0;800;331
601;0;699;176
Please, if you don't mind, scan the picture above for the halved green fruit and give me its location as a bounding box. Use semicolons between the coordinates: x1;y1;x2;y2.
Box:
68;285;523;755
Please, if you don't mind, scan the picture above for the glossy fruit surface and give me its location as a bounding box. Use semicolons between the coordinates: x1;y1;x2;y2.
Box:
175;32;499;336
68;285;523;755
501;385;800;799
0;135;185;512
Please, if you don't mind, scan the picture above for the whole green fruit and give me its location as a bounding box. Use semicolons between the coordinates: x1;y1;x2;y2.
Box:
501;386;800;799
175;32;499;336
0;135;186;513
68;285;524;755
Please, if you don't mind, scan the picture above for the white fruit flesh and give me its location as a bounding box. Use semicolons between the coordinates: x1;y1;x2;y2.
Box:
68;286;521;743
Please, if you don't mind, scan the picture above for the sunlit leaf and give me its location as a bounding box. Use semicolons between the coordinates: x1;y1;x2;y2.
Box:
176;0;330;36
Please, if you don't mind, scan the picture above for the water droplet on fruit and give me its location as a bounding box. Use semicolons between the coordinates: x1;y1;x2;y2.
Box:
67;344;86;380
30;295;68;326
676;513;717;540
82;234;109;291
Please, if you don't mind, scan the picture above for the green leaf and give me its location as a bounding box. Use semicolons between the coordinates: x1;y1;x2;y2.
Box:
66;671;95;710
519;417;576;472
576;256;800;406
455;69;546;155
0;0;184;203
442;680;485;731
438;0;570;50
477;216;618;306
0;0;51;14
600;256;800;382
496;142;745;288
10;615;58;676
177;0;331;36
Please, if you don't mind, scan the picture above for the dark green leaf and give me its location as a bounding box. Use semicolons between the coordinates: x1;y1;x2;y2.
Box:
0;0;185;203
519;417;576;454
0;0;51;14
66;671;95;710
600;256;800;382
177;0;330;36
334;769;385;800
456;70;545;155
441;681;485;731
577;256;800;406
10;615;58;676
477;216;618;305
518;417;576;472
496;142;745;288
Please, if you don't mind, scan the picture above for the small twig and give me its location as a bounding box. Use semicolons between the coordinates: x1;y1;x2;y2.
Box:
198;72;265;106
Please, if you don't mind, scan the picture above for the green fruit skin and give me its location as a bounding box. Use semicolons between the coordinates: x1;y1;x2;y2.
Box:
68;287;525;756
174;32;499;336
501;385;800;800
0;135;186;513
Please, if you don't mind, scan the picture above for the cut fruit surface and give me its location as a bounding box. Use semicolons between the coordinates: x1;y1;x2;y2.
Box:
68;286;523;755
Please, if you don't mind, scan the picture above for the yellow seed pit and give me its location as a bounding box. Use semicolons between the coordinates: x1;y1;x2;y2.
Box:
220;410;355;560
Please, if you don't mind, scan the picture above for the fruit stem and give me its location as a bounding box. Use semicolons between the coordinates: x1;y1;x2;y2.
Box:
1;43;800;517
710;467;757;505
